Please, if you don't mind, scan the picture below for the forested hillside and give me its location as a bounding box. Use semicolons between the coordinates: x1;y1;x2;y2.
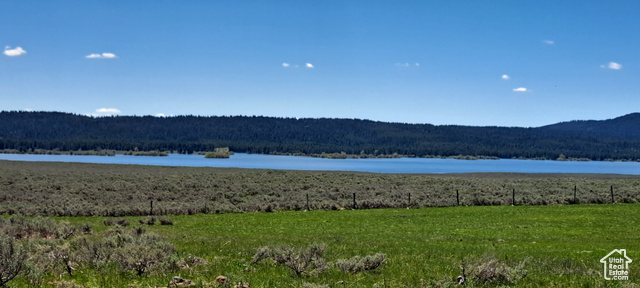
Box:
541;113;640;139
1;111;639;160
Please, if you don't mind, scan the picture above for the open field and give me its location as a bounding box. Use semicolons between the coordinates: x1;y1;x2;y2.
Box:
1;161;639;286
2;204;639;287
1;160;639;216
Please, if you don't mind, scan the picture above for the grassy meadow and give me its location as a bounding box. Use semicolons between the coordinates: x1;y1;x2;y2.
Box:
1;205;637;287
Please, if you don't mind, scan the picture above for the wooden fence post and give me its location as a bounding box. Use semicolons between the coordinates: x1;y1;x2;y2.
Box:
150;200;153;216
408;193;411;207
574;185;577;204
456;190;460;206
512;189;516;206
353;193;357;209
306;194;310;211
611;186;614;203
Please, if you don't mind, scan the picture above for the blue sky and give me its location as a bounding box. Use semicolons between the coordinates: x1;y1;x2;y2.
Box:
1;1;638;127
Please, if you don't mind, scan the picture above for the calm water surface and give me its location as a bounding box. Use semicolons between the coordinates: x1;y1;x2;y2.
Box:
0;153;639;174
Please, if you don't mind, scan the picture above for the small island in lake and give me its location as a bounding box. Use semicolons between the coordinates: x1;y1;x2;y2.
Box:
204;147;234;159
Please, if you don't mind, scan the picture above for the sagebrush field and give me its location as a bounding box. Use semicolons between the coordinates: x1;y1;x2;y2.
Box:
1;160;639;216
1;160;639;287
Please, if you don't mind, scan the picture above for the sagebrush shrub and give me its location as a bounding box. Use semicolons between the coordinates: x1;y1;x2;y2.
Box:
70;236;117;270
139;216;156;225
3;216;76;240
252;243;328;276
80;223;93;234
158;216;174;225
70;227;177;276
468;256;528;284
104;218;130;227
0;235;27;287
113;233;176;275
251;246;272;264
336;253;387;273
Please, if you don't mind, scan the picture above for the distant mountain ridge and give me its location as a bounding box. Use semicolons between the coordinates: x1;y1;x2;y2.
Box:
0;111;639;160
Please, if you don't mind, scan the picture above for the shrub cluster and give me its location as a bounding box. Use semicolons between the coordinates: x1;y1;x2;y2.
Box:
1;215;76;240
466;256;528;285
0;234;27;287
104;218;130;226
253;244;386;277
252;244;328;276
67;227;177;276
139;216;174;226
336;253;387;273
0;215;180;287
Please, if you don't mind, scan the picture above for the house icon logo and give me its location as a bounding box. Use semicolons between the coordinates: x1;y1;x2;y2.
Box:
600;249;632;280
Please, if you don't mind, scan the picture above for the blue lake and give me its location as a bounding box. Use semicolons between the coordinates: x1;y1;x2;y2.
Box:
0;153;639;175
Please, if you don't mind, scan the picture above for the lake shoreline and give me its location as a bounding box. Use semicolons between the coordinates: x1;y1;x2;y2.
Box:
1;159;639;178
3;149;640;162
1;152;640;175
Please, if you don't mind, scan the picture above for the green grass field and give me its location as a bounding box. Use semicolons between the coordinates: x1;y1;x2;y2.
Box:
25;204;634;287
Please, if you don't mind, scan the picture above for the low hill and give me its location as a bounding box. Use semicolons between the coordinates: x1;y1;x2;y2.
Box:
1;111;639;160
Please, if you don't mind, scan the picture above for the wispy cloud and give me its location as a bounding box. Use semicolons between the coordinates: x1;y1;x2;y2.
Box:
513;87;528;92
395;62;420;67
542;40;555;45
86;52;117;59
93;108;121;116
603;61;622;70
282;62;313;68
501;74;510;80
4;46;27;56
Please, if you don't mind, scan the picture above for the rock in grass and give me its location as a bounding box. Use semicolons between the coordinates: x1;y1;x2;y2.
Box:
169;276;193;287
216;275;227;284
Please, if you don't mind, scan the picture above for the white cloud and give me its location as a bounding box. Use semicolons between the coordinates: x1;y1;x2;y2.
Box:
502;74;510;80
305;63;314;68
542;40;555;45
94;108;121;116
86;52;118;59
395;62;420;68
4;46;27;56
513;87;528;92
282;62;290;68
608;62;622;70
